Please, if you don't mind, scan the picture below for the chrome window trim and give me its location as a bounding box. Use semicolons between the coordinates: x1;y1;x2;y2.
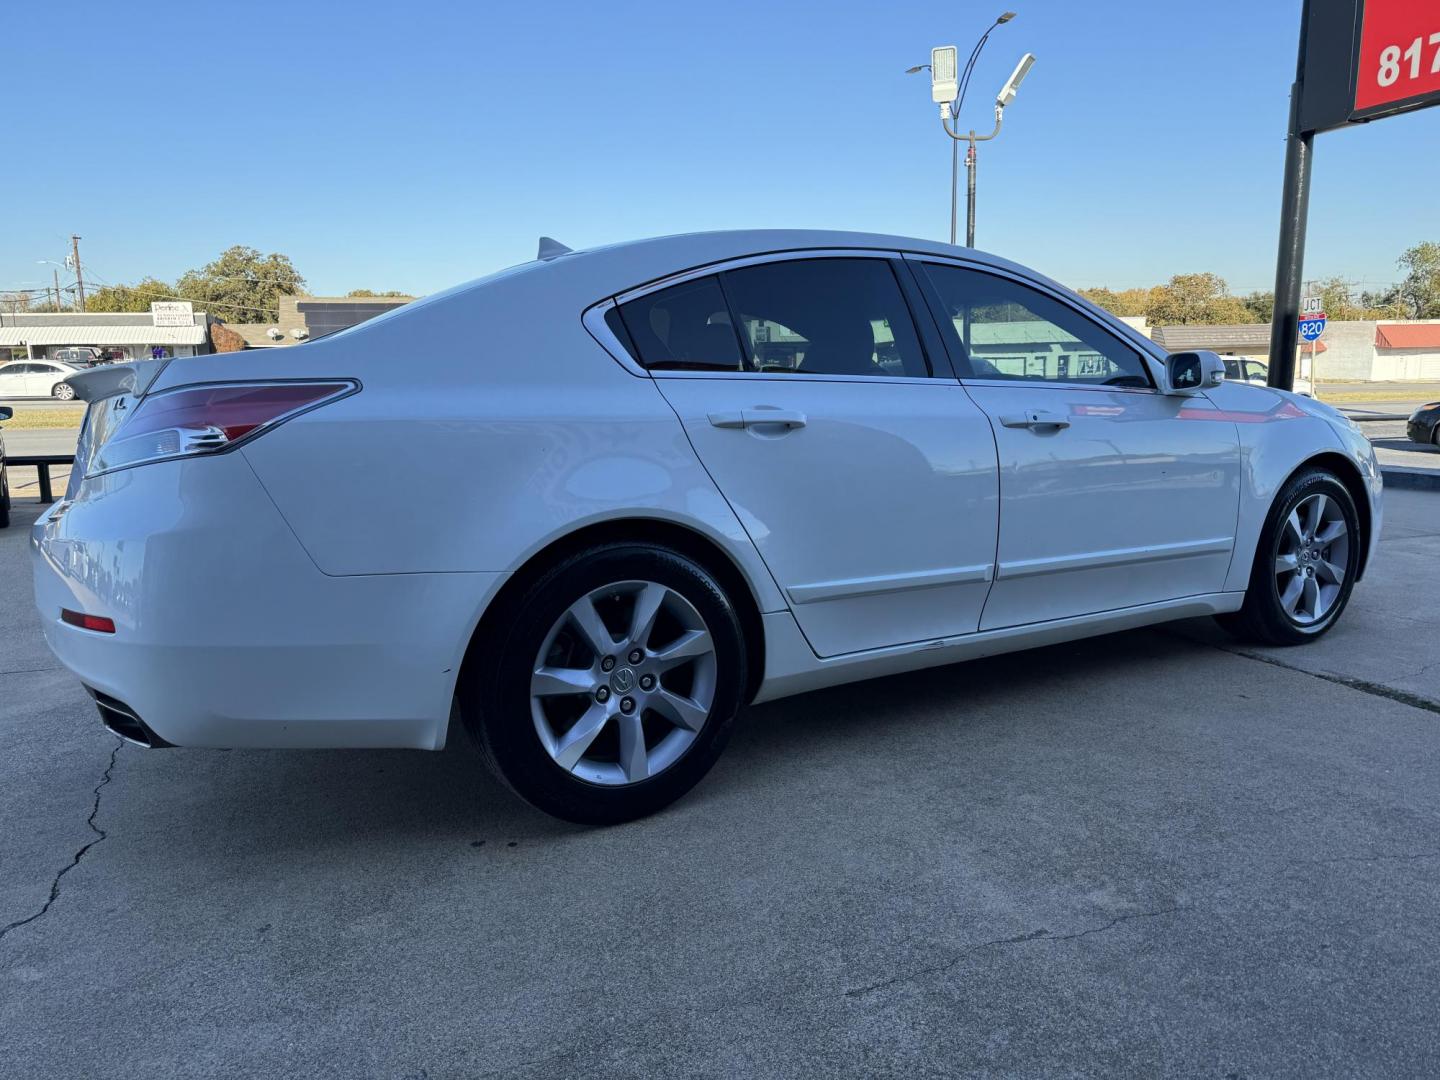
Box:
648;370;945;386
581;300;649;378
902;251;1170;388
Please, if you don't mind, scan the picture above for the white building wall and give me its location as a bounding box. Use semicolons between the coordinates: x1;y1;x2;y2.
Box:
1372;347;1440;380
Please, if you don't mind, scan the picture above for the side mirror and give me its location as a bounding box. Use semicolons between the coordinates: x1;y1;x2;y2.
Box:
0;406;12;422
1164;350;1225;396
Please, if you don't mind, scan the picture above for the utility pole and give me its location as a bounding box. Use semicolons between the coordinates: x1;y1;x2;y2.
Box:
53;268;62;312
70;234;86;311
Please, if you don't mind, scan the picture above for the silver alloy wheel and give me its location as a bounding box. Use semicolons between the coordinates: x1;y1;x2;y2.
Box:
1274;492;1350;626
54;383;75;400
530;580;717;786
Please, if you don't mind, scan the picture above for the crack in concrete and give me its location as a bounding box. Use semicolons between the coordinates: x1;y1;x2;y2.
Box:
844;906;1186;999
0;666;64;677
1199;640;1440;717
0;739;121;945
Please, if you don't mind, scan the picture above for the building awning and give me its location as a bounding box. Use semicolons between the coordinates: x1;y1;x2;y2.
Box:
0;324;207;347
1375;324;1440;349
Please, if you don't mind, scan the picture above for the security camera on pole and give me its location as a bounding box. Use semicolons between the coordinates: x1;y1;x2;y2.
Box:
909;15;1034;247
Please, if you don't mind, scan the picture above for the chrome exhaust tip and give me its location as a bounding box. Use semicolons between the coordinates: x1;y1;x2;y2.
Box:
86;687;173;749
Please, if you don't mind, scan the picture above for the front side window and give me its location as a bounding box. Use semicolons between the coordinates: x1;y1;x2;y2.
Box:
923;264;1152;388
719;259;929;378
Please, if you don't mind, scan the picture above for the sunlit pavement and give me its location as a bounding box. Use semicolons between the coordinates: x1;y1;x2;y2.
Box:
2;492;1439;1078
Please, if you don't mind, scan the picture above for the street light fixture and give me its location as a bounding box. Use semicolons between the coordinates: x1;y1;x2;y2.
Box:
908;13;1031;247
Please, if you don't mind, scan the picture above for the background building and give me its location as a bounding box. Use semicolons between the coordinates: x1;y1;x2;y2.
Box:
0;310;216;362
227;295;414;348
1151;320;1440;381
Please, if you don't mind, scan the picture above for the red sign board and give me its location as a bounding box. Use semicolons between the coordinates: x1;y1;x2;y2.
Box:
1353;0;1440;113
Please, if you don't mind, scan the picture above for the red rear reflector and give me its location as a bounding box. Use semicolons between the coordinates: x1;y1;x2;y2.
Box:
61;609;116;633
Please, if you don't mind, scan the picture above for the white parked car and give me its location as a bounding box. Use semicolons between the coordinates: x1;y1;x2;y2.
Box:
31;231;1382;823
1222;354;1312;397
0;359;80;399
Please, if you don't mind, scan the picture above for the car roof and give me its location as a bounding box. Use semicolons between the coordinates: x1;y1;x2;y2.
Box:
337;229;1077;341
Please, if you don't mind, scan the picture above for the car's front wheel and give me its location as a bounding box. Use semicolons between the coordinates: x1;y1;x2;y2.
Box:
1216;467;1361;645
461;542;747;824
52;382;75;401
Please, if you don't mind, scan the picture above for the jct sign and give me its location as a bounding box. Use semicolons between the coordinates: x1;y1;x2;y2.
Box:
1354;2;1440;113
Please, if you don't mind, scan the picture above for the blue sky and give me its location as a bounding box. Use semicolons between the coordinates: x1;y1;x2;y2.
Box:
5;0;1438;300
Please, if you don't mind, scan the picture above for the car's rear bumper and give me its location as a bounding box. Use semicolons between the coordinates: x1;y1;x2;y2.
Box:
1408;419;1435;445
31;453;504;749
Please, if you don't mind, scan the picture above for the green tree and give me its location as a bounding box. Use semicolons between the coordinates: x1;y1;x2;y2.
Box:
83;277;175;313
1241;290;1274;323
1396;241;1440;319
1145;273;1250;325
345;288;411;298
174;246;307;323
1077;286;1151;317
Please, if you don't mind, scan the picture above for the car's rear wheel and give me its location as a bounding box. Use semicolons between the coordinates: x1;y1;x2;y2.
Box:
461;543;747;824
1215;467;1360;645
53;383;75;401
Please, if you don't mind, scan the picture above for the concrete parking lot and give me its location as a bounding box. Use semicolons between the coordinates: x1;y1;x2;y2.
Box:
2;490;1439;1078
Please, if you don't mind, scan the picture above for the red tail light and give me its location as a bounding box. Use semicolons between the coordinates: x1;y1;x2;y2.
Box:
88;381;354;476
61;609;116;633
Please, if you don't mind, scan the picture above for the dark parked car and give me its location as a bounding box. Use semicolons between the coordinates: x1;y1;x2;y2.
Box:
0;405;11;529
1408;402;1440;447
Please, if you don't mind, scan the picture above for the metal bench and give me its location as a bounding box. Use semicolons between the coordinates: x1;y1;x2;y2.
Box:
7;454;75;504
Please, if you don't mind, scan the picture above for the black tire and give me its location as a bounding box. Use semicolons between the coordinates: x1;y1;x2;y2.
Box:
1215;467;1361;646
0;463;10;529
460;542;747;825
53;383;75;401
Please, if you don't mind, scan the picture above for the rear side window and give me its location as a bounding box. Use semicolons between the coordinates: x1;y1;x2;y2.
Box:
720;259;929;378
614;276;745;372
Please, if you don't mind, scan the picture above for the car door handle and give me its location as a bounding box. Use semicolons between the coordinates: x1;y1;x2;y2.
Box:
708;408;808;430
743;408;806;429
999;410;1070;430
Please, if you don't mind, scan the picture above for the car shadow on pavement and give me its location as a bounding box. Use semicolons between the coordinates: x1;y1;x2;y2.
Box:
94;625;1197;871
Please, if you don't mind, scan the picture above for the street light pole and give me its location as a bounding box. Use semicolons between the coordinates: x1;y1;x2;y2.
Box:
910;14;1029;247
941;49;1033;247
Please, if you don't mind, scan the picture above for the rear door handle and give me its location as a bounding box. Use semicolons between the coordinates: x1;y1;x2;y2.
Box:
999;410;1070;430
708;408;808;430
743;408;806;429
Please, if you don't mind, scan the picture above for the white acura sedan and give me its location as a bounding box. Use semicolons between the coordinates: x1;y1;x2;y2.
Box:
32;231;1382;823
